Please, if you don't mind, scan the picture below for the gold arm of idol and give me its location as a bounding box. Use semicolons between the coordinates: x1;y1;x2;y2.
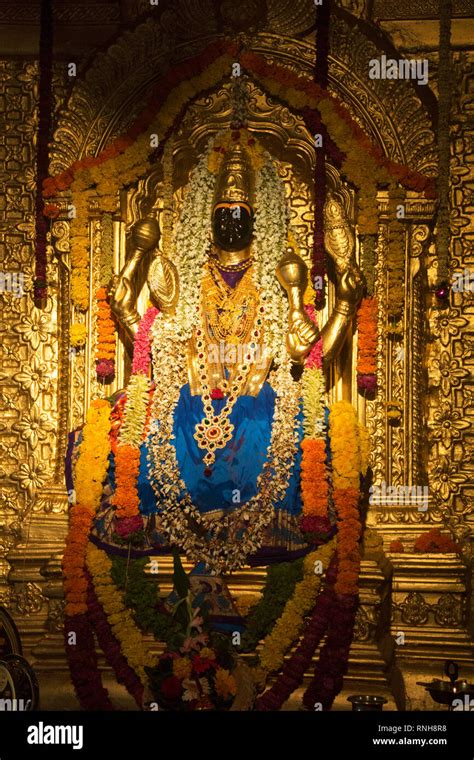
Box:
321;194;364;368
109;218;161;344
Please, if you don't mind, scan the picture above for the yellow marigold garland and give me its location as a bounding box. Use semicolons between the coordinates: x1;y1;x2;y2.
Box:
69;323;87;348
387;184;406;322
328;401;363;595
63;399;111;616
329;401;361;491
86;543;155;683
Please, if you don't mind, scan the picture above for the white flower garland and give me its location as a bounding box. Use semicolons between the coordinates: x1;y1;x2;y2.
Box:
302;368;326;438
252;157;289;365
119;373;151;447
173;136;289;358
173;140;215;341
139;135;297;573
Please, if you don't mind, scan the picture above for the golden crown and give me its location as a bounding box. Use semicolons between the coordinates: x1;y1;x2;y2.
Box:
213;143;254;209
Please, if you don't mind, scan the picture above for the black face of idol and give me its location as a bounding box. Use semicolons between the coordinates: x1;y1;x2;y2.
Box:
212;205;254;251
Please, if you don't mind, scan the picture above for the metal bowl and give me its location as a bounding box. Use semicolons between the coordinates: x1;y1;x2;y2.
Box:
348;695;388;711
417;679;474;706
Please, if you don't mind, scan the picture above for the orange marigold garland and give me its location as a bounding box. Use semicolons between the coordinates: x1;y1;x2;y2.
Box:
111;444;141;520
96;286;116;381
111;308;159;539
300;307;331;533
301;439;329;519
357;296;378;395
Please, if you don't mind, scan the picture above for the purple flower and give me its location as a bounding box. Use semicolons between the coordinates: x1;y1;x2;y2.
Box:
357;373;377;394
115;515;144;538
300;515;333;535
96;359;115;380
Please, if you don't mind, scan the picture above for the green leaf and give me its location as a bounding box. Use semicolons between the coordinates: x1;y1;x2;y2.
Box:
172;547;190;600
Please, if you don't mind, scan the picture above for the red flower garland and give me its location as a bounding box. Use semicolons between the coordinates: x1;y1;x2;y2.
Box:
312;0;331;307
256;557;338;710
302;590;358;711
43;41;435;203
42;39;240;199
34;0;53;304
239;50;436;197
64;614;113;710
333;487;362;596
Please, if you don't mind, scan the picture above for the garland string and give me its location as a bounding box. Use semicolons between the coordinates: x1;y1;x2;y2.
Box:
34;0;53;304
312;0;331;306
435;0;452;286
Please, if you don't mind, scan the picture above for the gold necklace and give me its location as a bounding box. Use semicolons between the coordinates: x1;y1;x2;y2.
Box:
204;260;258;345
193;265;265;474
211;254;253;272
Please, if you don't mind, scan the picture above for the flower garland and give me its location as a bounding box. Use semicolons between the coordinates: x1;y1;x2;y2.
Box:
34;0;53;304
301;440;330;521
301;305;329;523
256;538;336;675
252;154;289;364
241;558;305;653
173;139;216;340
43;40;435;319
357;233;378;395
62;398;113;710
239;51;436;198
147;312;301;574
96;286;116;381
302;587;358;711
43;41;239;199
64;614;113;711
328;401;362;596
312;0;331;305
435;0;453;287
359;234;377;295
131;306;159;376
387;184;406;322
110;556;183;648
86;542;155;684
161;137;175;257
63;399;111;616
111;445;141;520
69;188;94;311
256;555;338;710
69;323;87;348
112;307;159;535
86;570;144;708
414;527;459;554
357;296;378;395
